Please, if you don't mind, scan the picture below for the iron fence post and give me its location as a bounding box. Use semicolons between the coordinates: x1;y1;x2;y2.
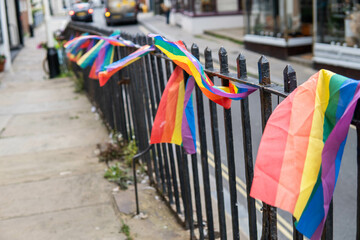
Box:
205;46;227;240
283;64;303;240
219;46;240;240
238;53;258;240
258;55;277;240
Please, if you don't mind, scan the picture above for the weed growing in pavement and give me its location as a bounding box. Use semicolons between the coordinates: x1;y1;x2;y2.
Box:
98;142;123;165
123;140;138;168
99;138;143;190
104;164;133;190
120;222;132;240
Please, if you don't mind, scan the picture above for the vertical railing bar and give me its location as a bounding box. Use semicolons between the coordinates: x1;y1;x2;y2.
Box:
356;104;360;240
126;37;140;145
117;45;129;141
205;47;227;240
176;145;187;220
283;65;303;240
145;36;161;187
149;43;166;191
139;34;154;183
119;40;133;141
237;53;258;240
192;43;214;240
180;45;195;237
182;150;196;239
258;55;277;240
219;47;240;240
321;201;333;240
191;153;205;240
165;58;182;213
156;55;173;201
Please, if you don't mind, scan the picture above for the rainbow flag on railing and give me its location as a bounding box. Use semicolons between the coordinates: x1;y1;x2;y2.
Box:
150;66;196;154
98;45;156;86
151;35;257;109
251;69;360;239
64;34;135;49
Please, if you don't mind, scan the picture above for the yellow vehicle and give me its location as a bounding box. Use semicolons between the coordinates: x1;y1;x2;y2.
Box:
104;0;138;25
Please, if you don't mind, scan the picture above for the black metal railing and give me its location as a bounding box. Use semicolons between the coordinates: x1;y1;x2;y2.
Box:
62;21;358;240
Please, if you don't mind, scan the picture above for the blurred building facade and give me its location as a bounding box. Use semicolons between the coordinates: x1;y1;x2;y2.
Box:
243;0;313;59
169;0;244;34
242;0;360;78
0;0;27;71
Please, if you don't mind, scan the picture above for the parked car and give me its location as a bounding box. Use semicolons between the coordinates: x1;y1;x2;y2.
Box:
104;0;138;26
69;3;94;22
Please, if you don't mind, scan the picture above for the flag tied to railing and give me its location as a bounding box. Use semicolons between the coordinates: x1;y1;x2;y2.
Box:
250;69;360;239
150;66;196;154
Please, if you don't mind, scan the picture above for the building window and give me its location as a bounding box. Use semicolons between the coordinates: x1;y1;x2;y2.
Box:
216;0;238;12
248;0;311;38
194;0;216;13
317;0;360;47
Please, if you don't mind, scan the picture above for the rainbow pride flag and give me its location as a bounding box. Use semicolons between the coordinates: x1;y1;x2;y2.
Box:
150;66;196;154
250;70;360;239
66;33;90;61
98;45;156;86
151;35;257;109
76;40;105;68
64;34;135;49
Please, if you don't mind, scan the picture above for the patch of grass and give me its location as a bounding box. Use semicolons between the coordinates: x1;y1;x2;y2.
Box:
120;222;132;240
98;142;123;164
73;72;84;93
57;70;74;79
104;163;133;190
69;115;79;120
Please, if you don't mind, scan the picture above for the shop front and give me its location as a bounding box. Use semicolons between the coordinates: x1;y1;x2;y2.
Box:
171;0;244;34
244;0;313;59
313;0;360;78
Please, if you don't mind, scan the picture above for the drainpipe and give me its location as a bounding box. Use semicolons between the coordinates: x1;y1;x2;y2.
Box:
43;0;60;78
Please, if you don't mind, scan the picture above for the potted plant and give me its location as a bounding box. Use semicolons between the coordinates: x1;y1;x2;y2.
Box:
0;54;6;72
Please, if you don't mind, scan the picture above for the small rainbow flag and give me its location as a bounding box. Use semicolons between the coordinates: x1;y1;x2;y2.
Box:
151;35;257;109
150;66;196;154
64;34;134;49
98;45;155;86
250;70;360;239
76;40;105;68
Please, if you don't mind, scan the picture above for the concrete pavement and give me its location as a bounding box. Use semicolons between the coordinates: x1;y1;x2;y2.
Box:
0;16;188;240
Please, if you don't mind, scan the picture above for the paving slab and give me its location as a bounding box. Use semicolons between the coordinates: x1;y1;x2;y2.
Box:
0;172;112;220
2;109;99;137
0;127;107;157
0;146;104;186
0;205;123;240
113;184;189;240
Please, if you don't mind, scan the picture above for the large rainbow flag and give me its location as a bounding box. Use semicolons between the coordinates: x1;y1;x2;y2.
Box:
151;35;257;109
250;69;360;239
150;66;196;154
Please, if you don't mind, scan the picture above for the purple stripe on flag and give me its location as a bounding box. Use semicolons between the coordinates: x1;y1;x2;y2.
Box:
181;76;196;154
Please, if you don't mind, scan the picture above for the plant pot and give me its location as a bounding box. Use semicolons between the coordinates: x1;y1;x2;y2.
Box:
0;60;5;72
